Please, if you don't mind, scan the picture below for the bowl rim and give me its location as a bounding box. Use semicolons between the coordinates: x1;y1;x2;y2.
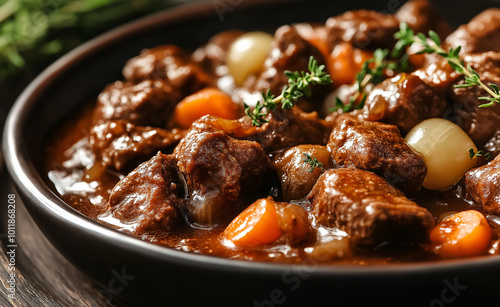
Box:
4;0;500;278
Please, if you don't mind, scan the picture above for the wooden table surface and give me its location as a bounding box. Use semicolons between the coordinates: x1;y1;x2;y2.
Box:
0;168;131;307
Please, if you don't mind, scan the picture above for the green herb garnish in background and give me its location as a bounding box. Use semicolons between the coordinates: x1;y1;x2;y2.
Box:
0;0;179;82
330;48;409;113
302;152;326;173
244;56;332;127
393;22;500;108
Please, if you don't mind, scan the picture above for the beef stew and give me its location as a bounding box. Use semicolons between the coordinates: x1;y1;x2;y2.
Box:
45;0;500;265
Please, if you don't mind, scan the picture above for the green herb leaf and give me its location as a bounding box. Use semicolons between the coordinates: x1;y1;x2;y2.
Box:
469;148;492;160
245;56;332;126
393;22;500;107
302;153;326;173
333;47;409;114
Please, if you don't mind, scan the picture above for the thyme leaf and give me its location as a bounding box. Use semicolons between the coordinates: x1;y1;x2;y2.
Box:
469;148;491;160
245;56;332;127
302;153;326;173
393;22;500;108
330;48;409;113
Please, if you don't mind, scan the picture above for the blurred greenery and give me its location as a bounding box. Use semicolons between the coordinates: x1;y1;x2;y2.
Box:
0;0;181;83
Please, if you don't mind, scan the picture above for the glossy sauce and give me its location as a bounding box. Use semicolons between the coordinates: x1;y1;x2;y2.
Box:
44;105;498;265
44;2;500;264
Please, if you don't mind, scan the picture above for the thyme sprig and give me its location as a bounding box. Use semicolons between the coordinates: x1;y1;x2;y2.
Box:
244;56;332;126
393;22;500;108
469;148;491;160
331;48;409;113
302;153;326;173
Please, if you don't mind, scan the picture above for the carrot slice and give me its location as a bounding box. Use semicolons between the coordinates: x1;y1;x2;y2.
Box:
174;87;238;129
222;198;282;247
430;210;492;258
328;43;373;86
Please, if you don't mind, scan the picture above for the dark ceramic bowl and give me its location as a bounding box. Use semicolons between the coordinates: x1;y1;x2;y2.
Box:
4;0;500;305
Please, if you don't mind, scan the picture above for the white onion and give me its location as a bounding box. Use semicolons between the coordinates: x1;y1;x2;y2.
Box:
227;31;274;85
405;118;478;190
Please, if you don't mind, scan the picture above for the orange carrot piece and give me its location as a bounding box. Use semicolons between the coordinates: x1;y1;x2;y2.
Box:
328;43;372;86
174;87;238;129
430;210;492;258
222;198;282;247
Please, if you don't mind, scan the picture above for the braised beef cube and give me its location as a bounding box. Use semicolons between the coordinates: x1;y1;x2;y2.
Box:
188;115;256;140
174;119;275;226
359;73;447;134
248;108;333;153
251;25;329;112
89;120;184;171
274;145;333;201
123;45;210;95
307;168;435;247
450;86;500;148
396;0;452;39
465;155;500;214
324;112;357;129
328;118;427;193
413;58;461;93
448;52;500;147
294;22;327;45
93;79;180;127
445;8;500;54
108;152;182;234
193;109;332;154
467;52;500;80
326;10;399;50
192;30;244;76
484;131;500;159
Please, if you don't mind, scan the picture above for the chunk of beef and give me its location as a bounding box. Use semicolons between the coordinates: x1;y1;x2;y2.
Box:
465;155;500;214
89;120;184;171
196;108;332;154
412;58;461;93
327;118;427;193
395;0;452;40
107;152;183;234
123;45;210;95
307;168;435;247
192;30;244;76
294;22;328;50
174;119;275;226
484;131;500;159
445;8;500;54
325;10;399;50
358;73;447;134
251;25;329;112
249;108;333;153
274;145;333;201
448;52;500;147
467;52;500;81
93;79;180;127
